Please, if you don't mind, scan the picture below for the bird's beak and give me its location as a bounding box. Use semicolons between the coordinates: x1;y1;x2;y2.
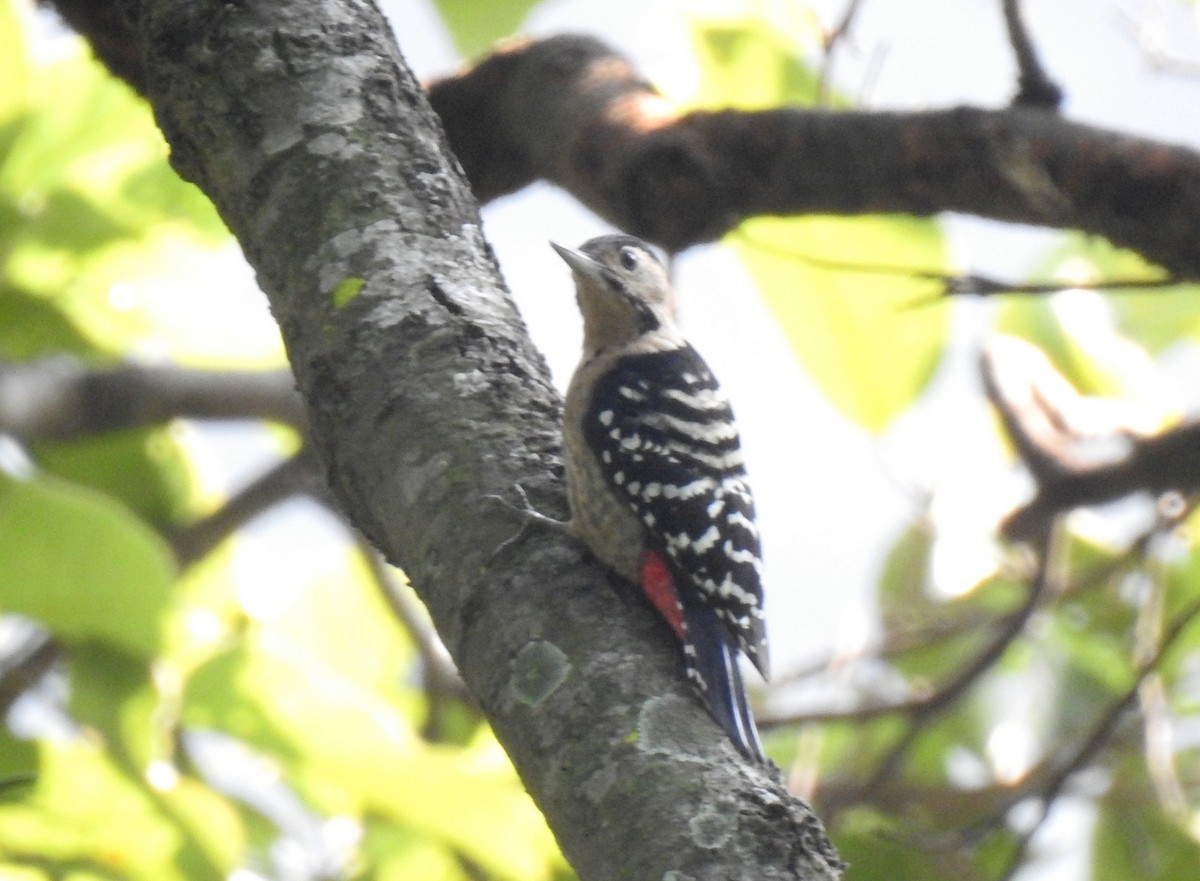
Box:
550;241;606;285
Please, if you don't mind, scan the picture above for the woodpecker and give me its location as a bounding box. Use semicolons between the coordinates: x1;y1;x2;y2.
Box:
550;234;768;762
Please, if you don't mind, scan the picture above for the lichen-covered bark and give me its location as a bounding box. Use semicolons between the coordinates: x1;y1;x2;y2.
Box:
123;0;843;877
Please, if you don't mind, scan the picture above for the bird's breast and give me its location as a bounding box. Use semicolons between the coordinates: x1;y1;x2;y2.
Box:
563;367;647;583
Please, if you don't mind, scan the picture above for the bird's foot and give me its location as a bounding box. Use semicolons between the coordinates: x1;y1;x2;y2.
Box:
485;484;570;560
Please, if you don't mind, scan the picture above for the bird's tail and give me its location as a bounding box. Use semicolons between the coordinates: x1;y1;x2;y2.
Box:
682;602;766;763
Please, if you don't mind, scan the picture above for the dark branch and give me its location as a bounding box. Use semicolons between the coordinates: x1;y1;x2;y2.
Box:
1001;0;1064;109
41;3;1200;277
982;339;1200;541
429;36;1200;272
0;358;304;441
761;607;1002;725
38;0;147;92
0;630;59;718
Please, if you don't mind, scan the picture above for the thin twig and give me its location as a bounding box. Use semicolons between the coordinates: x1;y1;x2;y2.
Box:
771;490;1196;729
1132;531;1189;816
1001;0;1064;109
982;340;1200;541
761;609;1005;728
735;229;1181;301
771;606;1001;686
817;0;868;106
1114;5;1200;79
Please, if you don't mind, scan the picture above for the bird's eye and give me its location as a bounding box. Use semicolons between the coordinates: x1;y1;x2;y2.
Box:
618;248;639;271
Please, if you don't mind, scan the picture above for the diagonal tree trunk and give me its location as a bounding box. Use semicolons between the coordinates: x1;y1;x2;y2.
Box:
116;0;844;878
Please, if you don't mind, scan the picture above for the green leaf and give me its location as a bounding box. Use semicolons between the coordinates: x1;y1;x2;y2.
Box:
67;644;156;772
115;160;227;245
14;188;135;253
832;807;957;881
62;645;243;877
363;818;467;881
0;472;176;657
331;275;364;309
185;639;560;881
1057;237;1200;355
0;285;91;357
900;698;990;786
877;523;935;628
0;0;30;135
0;48;155;196
691;17;826;109
0;740;234;881
1162;523;1200;622
355;731;562;881
432;0;540;59
0;41;246;363
0;730;37;785
735;215;950;432
266;550;414;690
33;427;196;526
801;716;905;783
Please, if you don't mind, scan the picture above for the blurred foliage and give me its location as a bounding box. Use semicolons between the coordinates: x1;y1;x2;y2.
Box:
0;3;563;880
432;0;541;59
996;235;1200;400
2;4;1200;881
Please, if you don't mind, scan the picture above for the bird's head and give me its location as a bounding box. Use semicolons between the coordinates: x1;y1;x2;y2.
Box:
551;235;677;356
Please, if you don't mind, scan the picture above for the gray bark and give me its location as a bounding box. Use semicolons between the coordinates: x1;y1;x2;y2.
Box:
126;0;843;878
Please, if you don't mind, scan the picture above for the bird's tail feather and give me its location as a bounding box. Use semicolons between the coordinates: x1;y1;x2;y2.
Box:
682;603;766;762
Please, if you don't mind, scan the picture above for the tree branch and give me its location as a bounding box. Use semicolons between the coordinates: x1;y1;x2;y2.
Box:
0;628;58;718
982;338;1200;541
736;228;1183;302
44;1;1200;277
428;36;1200;272
0;357;303;440
169;449;324;568
1000;0;1064;109
119;1;843;877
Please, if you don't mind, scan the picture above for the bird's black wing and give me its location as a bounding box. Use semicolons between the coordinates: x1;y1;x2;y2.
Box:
582;344;768;677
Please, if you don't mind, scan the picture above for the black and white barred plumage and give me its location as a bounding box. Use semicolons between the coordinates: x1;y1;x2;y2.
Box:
554;235;769;761
583;346;768;672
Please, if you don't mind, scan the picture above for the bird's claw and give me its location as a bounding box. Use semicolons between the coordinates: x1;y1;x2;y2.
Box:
485;484;569;561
